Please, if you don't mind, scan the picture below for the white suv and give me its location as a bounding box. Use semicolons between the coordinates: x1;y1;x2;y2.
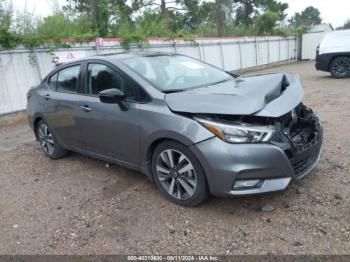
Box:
316;30;350;78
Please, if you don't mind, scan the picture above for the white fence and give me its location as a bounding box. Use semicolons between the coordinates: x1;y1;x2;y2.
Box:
0;36;297;115
302;32;326;60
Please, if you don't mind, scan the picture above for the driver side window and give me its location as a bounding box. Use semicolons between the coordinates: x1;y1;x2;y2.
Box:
87;63;137;101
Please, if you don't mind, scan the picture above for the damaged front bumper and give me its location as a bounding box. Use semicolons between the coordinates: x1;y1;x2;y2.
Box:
189;104;323;197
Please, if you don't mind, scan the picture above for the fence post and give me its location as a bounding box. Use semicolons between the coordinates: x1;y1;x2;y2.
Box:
197;41;202;61
219;42;225;70
238;41;243;70
255;37;258;67
33;49;42;80
278;39;281;62
202;40;206;62
287;37;290;61
267;38;270;64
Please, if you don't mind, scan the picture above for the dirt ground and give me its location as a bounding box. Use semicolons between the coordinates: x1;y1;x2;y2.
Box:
0;61;349;255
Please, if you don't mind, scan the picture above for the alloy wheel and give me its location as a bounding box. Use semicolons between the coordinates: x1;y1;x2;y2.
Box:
38;123;55;155
332;59;350;78
156;149;197;200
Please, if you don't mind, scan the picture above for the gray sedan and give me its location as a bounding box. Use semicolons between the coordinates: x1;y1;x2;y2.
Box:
27;52;323;206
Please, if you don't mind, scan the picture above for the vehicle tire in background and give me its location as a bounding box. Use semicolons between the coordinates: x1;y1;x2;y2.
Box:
330;57;350;79
36;119;68;159
152;141;209;206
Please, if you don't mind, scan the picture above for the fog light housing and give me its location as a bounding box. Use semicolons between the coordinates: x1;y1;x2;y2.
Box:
232;179;262;190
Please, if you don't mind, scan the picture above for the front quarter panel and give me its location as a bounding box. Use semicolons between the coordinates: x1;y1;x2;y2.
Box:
138;98;214;167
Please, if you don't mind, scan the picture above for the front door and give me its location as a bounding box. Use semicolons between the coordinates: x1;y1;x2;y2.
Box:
77;62;141;164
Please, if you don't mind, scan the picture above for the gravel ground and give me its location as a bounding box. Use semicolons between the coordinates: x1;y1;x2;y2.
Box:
0;61;349;255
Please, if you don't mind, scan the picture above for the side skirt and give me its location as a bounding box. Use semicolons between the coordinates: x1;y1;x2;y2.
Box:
63;144;147;175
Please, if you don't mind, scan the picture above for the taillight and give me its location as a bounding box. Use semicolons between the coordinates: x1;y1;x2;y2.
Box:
27;93;31;100
316;46;320;56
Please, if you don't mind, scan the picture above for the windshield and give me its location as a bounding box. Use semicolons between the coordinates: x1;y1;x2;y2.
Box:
122;54;232;92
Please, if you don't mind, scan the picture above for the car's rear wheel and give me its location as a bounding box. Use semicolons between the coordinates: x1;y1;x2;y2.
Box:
151;141;208;206
330;57;350;79
36;119;67;159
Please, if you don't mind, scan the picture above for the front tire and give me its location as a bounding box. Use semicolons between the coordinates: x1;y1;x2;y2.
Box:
151;141;209;206
330;57;350;79
36;119;67;159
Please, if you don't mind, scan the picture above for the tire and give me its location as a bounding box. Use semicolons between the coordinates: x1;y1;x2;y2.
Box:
151;141;209;206
36;119;68;159
330;57;350;79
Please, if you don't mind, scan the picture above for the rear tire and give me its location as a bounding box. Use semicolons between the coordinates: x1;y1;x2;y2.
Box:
36;119;68;159
330;57;350;79
151;141;209;206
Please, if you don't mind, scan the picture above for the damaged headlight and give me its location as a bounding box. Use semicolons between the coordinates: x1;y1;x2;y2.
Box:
195;118;274;143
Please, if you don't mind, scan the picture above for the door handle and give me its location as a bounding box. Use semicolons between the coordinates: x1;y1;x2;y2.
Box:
44;94;50;100
80;105;92;112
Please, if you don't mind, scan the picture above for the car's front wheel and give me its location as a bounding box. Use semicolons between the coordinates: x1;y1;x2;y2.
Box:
330;57;350;79
152;141;209;206
36;119;68;159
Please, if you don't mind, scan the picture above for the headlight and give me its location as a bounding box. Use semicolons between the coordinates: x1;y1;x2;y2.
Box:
195;118;274;143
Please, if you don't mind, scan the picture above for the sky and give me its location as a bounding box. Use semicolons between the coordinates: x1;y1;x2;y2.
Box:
12;0;350;28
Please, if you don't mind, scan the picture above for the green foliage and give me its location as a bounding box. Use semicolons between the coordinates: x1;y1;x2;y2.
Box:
13;10;39;36
260;0;288;20
0;29;17;48
194;23;218;37
65;0;109;36
0;0;303;50
0;0;16;48
227;24;255;36
255;11;280;35
36;12;95;40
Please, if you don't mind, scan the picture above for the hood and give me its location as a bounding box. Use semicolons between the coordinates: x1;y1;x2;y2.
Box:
164;73;304;118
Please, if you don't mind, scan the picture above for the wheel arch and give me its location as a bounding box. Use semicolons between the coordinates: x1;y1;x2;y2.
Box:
143;132;208;184
328;54;350;71
33;114;44;140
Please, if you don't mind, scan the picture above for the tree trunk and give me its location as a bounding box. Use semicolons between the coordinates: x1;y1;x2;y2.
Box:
160;0;166;14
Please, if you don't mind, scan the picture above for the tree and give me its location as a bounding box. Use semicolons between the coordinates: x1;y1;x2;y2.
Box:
36;11;93;39
206;0;233;36
338;19;350;30
0;0;11;30
234;0;257;26
234;0;288;26
0;0;17;48
255;11;279;34
65;0;109;36
261;0;288;20
290;6;322;27
13;10;39;37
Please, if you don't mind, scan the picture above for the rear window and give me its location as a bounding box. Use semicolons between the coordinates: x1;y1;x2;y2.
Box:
48;73;58;90
57;65;80;93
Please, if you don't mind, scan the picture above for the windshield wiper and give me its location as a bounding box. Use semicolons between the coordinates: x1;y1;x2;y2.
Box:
163;89;186;94
207;78;232;87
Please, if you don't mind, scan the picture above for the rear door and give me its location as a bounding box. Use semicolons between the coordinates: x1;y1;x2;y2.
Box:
43;64;86;149
76;61;142;164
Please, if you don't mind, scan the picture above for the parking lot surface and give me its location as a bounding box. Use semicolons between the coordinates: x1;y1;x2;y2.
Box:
0;61;349;255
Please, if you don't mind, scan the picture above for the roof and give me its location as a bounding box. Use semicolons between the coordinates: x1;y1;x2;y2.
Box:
98;51;177;59
57;51;178;65
54;51;178;68
309;23;334;33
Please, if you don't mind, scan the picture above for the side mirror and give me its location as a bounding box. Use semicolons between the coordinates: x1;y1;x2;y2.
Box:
99;88;128;111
